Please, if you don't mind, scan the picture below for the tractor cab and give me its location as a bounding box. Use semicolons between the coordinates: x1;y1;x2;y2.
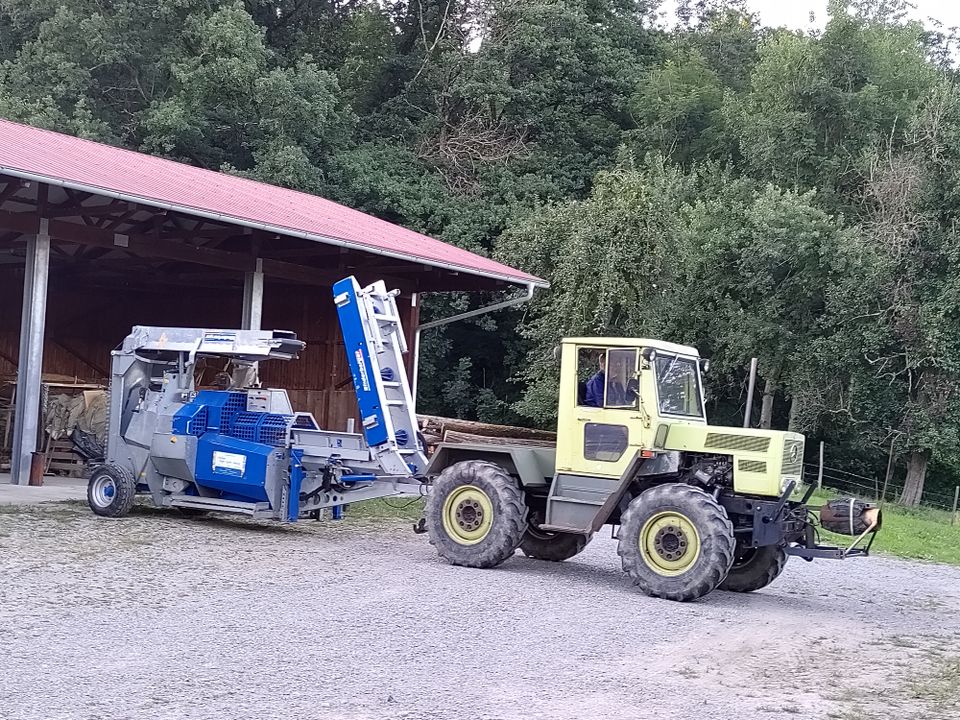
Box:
556;337;707;480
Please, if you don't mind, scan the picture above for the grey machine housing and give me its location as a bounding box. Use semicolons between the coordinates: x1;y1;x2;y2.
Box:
101;279;428;520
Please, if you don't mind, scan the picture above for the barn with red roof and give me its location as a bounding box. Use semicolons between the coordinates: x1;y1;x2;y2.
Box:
0;119;544;484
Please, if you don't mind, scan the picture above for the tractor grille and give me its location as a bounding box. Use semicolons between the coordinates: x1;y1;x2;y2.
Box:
738;459;767;474
781;438;804;477
704;433;771;453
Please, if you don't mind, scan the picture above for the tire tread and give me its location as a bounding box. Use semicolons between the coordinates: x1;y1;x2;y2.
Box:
617;484;735;602
87;463;137;518
425;460;527;569
719;545;788;593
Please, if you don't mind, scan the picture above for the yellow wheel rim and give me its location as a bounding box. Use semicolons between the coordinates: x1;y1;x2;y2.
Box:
640;511;701;577
441;485;494;545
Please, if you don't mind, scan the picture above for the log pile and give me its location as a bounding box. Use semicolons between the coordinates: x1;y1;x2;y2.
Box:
417;415;556;451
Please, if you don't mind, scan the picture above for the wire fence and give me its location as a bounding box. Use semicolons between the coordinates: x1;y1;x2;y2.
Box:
802;462;960;517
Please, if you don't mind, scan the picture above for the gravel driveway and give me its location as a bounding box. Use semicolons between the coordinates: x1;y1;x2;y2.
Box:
2;501;958;720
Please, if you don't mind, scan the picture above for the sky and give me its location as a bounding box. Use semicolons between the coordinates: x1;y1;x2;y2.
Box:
739;1;960;29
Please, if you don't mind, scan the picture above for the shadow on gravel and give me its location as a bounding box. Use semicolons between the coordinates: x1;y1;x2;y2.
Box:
496;555;851;612
496;556;634;593
126;504;300;535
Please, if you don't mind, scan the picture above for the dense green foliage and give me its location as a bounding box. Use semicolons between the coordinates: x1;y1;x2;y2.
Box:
2;0;960;504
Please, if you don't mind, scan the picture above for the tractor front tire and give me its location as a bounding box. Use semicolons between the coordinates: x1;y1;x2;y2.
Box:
425;460;527;569
719;544;788;593
618;484;735;602
87;463;137;518
521;526;591;562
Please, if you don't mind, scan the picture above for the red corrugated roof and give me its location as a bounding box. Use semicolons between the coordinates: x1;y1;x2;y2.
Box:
0;119;544;287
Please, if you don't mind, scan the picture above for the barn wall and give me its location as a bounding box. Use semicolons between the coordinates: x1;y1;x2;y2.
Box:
0;276;419;431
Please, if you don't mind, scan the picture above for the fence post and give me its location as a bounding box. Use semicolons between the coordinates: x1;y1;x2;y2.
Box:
952;486;959;526
817;441;824;491
880;439;895;505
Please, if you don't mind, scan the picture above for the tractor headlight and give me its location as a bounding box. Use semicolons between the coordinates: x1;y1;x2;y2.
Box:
780;477;792;495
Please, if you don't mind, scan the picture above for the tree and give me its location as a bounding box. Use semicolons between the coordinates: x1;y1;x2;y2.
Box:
498;156;845;428
140;2;354;189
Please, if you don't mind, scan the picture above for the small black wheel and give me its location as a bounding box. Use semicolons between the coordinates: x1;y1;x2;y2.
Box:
618;484;735;602
87;463;137;518
719;544;788;592
521;524;591;561
425;460;527;569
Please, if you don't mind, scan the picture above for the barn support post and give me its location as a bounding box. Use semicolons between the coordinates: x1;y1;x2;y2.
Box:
10;219;50;485
242;258;264;331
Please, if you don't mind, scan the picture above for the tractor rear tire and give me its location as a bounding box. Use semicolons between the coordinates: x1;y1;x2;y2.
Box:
719;544;788;593
618;484;735;602
521;526;591;562
87;463;137;518
425;460;527;569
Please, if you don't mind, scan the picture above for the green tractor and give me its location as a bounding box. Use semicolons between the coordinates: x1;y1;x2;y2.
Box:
422;338;880;602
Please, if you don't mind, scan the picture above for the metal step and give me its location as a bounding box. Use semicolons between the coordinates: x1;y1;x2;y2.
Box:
168;495;274;517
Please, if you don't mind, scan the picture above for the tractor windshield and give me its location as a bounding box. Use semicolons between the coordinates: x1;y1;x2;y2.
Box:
654;354;704;418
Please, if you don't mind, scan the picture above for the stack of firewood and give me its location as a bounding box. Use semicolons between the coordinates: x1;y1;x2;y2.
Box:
417;414;556;452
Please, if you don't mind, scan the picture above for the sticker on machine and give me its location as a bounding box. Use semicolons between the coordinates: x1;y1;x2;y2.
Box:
354;350;371;392
212;451;247;477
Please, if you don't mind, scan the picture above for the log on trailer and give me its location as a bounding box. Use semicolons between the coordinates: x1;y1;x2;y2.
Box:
417;415;556;441
441;430;556;448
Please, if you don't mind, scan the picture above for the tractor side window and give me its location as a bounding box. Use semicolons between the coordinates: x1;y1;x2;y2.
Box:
577;347;606;407
583;423;629;462
604;348;639;409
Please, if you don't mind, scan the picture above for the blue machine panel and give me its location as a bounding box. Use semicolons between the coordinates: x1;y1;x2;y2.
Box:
333;277;390;447
173;391;246;435
195;434;275;502
173;391;291;447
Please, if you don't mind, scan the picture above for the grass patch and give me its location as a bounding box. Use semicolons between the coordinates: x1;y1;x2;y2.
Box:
810;490;960;566
907;657;960;712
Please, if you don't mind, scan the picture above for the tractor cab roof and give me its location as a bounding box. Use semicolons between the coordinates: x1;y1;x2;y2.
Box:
562;337;701;358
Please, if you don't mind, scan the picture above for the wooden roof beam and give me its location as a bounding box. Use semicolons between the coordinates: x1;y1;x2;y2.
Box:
44;200;129;219
0;210;417;291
